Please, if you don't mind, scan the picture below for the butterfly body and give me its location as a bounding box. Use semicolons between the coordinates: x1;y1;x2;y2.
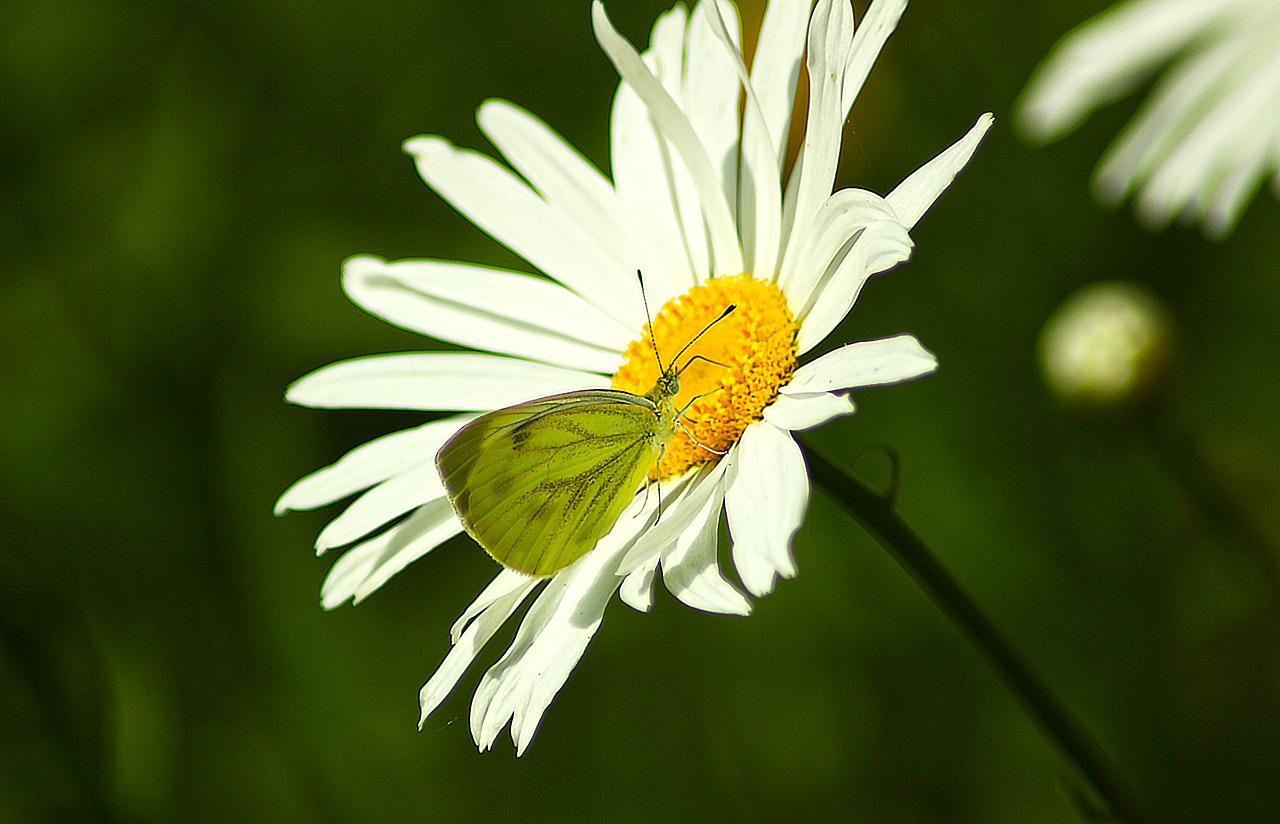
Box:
436;378;678;577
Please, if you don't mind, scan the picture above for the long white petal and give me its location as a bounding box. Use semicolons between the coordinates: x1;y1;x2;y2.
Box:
749;0;812;174
315;461;444;552
680;0;742;280
419;572;541;728
1131;43;1280;232
476;99;632;275
343;256;630;374
763;391;856;431
687;0;742;210
657;6;716;286
465;491;659;752
1091;38;1236;206
660;478;752;616
449;570;539;644
610;8;699;302
841;0;907;116
469;569;606;754
1016;0;1235;141
686;0;742;217
618;463;726;573
404;135;638;324
275;418;462;515
780;187;903;321
726;423;808;597
1204;45;1280;223
320;499;461;608
784;0;854;262
794;216;913;354
779;139;806;262
619;555;659;612
593;1;743;276
703;0;784;279
886;113;993;231
783;333;937;394
1202;131;1275;237
285;353;607;411
468;495;653;754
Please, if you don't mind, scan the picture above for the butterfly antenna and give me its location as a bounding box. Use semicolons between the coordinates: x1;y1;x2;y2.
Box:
637;270;667;375
672;304;736;375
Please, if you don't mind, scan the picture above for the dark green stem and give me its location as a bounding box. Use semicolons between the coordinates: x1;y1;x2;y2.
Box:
1141;409;1280;609
801;440;1150;824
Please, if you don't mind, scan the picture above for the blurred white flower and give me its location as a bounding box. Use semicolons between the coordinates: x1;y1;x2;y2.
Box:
1017;0;1280;238
277;0;990;753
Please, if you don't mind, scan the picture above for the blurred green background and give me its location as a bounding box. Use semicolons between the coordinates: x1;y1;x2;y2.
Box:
3;0;1279;821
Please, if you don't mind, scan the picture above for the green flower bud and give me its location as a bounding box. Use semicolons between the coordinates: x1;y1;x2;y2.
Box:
1039;281;1176;413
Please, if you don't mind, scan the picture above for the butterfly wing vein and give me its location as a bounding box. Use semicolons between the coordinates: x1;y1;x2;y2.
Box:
436;391;667;576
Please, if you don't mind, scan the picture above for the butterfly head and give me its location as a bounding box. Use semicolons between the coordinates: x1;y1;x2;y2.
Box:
649;365;681;404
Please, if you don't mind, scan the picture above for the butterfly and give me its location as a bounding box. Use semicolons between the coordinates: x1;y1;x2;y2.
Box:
435;303;735;576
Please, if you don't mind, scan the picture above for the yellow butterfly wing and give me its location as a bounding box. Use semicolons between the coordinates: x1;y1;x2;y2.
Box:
436;389;671;576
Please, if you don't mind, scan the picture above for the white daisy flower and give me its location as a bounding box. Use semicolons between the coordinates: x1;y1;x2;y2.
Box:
1016;0;1280;238
278;0;991;754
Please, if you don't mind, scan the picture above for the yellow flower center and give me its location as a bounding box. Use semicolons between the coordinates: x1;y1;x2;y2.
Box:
612;274;799;480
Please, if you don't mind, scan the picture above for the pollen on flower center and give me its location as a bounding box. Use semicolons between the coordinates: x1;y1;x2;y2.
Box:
612;273;799;480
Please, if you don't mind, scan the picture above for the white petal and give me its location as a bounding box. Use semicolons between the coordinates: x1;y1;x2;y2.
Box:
618;462;726;573
619;555;658;612
343;256;630;374
780;187;904;321
763;391;856;431
1016;0;1234;141
1131;44;1280;232
785;0;854;261
469;538;623;753
886;113;994;231
467;489;657;753
610;8;699;302
748;0;811;175
783;334;937;394
476;99;632;274
794;215;914;354
285;353;607;411
315;460;444;552
1091;38;1235;206
450;569;540;644
320;498;461;609
275;418;462;514
1203;146;1271;238
841;0;907;115
686;0;742;222
1048;0;1280;238
419;572;541;728
778;139;806;261
725;423;809;597
654;3;712;284
660;478;751;616
404;135;638;325
593;1;743;277
656;6;715;285
702;0;784;279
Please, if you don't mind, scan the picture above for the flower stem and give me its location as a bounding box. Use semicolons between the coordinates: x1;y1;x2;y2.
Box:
800;440;1150;824
1141;408;1280;609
